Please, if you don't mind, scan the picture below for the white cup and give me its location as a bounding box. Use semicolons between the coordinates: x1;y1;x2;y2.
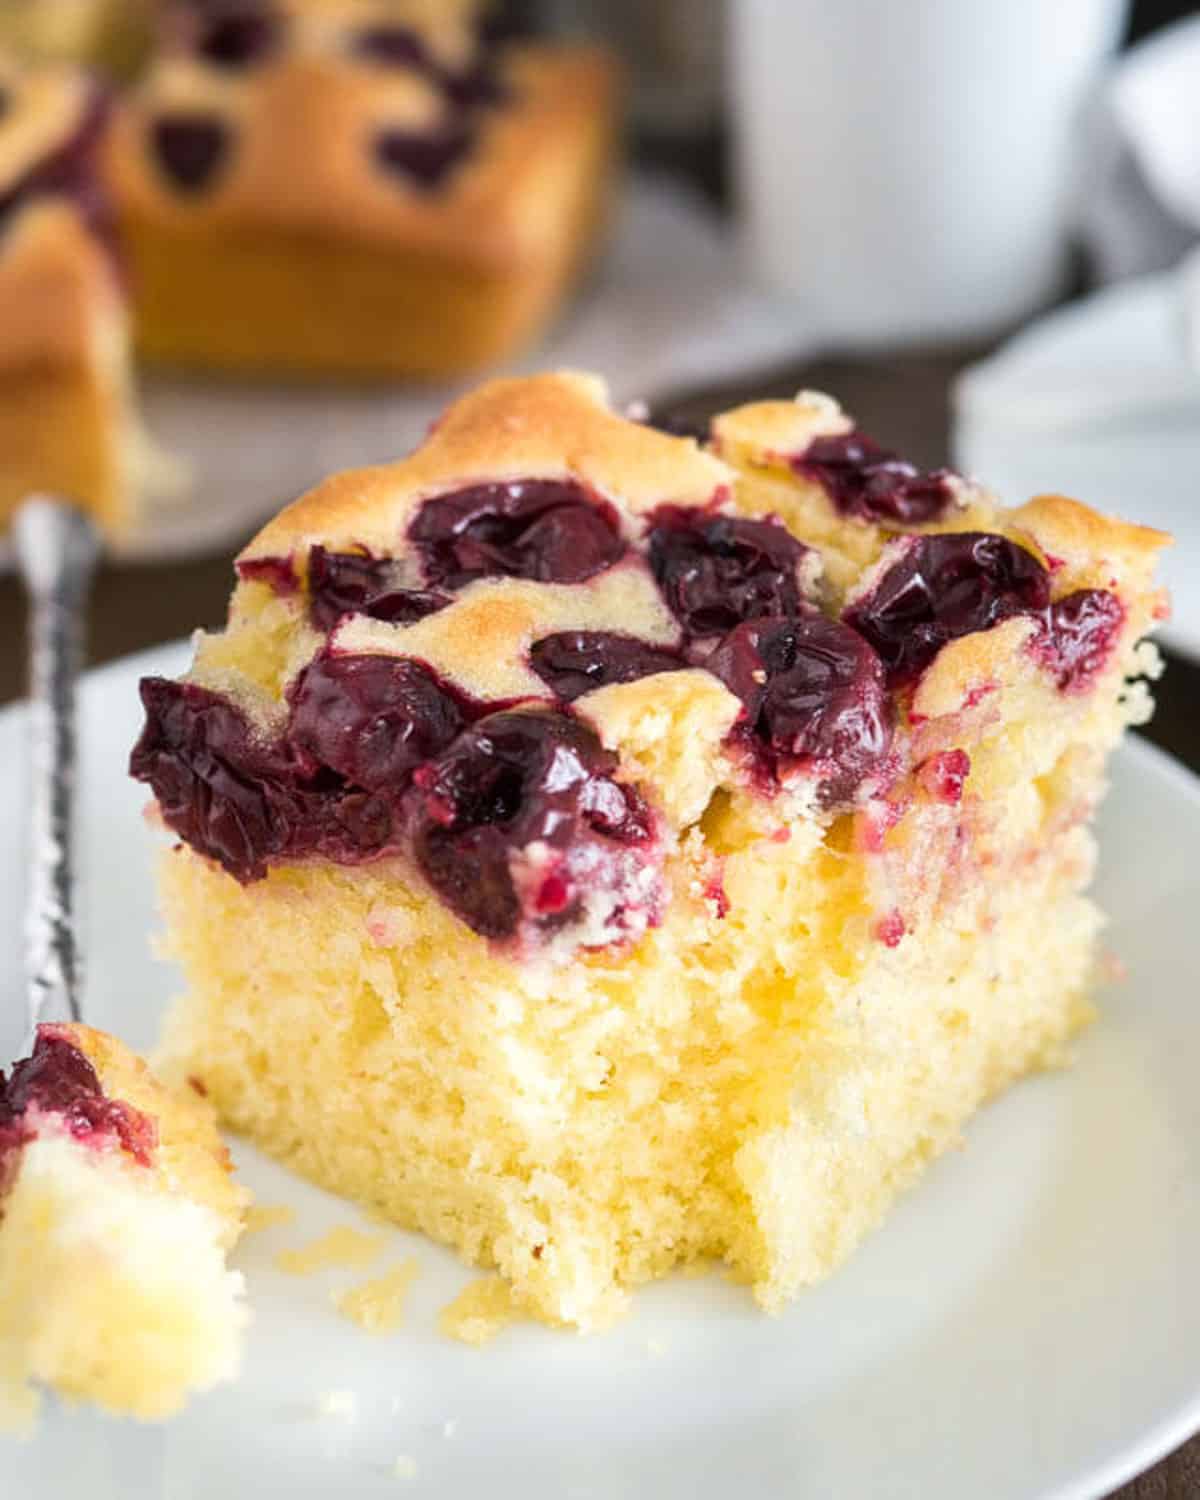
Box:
731;0;1130;347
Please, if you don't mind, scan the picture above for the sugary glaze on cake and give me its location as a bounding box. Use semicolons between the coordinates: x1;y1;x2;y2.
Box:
105;3;617;377
0;1024;248;1430
134;372;1169;1328
0;52;166;533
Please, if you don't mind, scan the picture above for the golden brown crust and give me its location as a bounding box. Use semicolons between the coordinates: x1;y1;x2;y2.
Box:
0;202;123;371
241;372;732;561
1008;493;1171;592
711;391;852;471
333;565;680;702
107;42;618;270
0;56;91;191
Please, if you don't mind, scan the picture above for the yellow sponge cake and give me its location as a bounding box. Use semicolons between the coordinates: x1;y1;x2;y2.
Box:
130;372;1168;1330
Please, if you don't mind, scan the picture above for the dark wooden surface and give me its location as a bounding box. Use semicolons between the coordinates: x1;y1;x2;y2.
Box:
0;346;1196;1497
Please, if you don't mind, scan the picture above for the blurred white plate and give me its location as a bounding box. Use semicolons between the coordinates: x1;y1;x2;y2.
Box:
955;271;1200;660
2;643;1199;1499
7;175;811;569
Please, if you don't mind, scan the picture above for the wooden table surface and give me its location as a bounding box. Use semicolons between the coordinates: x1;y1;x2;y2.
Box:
0;346;1195;1497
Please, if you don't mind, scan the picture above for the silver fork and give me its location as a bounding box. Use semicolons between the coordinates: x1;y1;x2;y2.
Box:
12;499;100;1052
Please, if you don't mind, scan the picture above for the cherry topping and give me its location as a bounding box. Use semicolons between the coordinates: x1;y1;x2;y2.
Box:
237;554;300;596
844;533;1051;685
1035;589;1125;693
411;711;657;942
529;631;684;703
196;11;280;66
648;508;811;641
353;24;507;108
152;113;231;192
0;1028;157;1167
794;431;956;525
373;121;474;189
708;615;892;803
442;59;507;110
289;653;465;794
306;547;450;632
410;480;625;590
132;678;312;879
353;24;428;68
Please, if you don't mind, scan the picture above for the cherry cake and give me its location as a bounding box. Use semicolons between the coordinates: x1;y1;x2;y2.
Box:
0;1023;248;1428
104;0;617;379
131;373;1169;1330
0;51;169;534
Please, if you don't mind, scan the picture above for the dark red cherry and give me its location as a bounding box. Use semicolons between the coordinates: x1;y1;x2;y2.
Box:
411;711;656;942
306;547;450;632
843;532;1051;685
1035;589;1124;693
794;431;955;525
529;631;684;702
410;480;625;590
130;678;311;878
152;113;231;192
289;653;465;793
708;615;892;803
373;121;474;189
196;11;280;66
442;58;507;109
0;1029;157;1166
648;507;811;640
353;24;429;68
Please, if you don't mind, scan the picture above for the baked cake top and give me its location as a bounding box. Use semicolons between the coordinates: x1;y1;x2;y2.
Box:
106;0;615;262
0;52;122;369
130;372;1170;957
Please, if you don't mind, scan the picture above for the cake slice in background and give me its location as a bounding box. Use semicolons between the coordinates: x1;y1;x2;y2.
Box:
0;0;149;77
0;53;168;536
0;1023;249;1431
130;371;1168;1331
106;0;618;380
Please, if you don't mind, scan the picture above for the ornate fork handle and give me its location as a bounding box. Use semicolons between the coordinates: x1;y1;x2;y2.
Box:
13;499;99;1041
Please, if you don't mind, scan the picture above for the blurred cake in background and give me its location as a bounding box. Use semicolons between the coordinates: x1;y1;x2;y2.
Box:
0;53;166;536
0;0;151;77
106;0;619;380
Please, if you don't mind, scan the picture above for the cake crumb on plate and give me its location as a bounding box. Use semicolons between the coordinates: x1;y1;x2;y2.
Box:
439;1277;519;1347
275;1226;383;1275
334;1261;419;1334
244;1203;296;1235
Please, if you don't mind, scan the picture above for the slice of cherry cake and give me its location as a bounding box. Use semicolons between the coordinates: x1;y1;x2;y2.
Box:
131;373;1169;1330
104;0;617;379
0;1024;248;1429
0;53;168;535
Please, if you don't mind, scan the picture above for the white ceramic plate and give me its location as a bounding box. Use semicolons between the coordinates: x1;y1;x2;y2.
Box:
3;643;1199;1500
954;271;1200;662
